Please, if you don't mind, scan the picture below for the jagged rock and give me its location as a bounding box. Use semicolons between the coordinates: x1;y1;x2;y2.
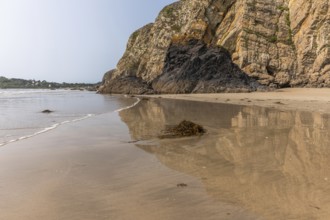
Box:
98;69;154;94
99;0;330;94
152;39;259;93
99;75;153;94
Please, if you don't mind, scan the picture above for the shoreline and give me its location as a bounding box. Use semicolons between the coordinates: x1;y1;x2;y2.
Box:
141;88;330;113
0;103;257;220
1;91;330;219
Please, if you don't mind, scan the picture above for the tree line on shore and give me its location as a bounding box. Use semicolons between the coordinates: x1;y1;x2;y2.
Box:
0;76;99;91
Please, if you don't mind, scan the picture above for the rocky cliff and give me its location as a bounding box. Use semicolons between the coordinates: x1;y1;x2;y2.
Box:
99;0;330;94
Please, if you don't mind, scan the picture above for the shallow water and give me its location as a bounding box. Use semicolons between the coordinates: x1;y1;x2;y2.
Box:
119;98;330;220
0;89;133;146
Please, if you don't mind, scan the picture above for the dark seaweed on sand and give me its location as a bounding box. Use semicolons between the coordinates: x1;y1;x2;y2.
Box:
41;109;53;113
159;120;206;138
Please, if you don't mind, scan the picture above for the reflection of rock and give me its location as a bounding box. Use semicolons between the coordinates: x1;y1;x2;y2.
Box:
119;99;241;140
119;100;166;140
119;99;330;219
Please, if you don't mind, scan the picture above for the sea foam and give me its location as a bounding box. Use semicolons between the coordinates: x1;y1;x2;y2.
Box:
0;96;140;147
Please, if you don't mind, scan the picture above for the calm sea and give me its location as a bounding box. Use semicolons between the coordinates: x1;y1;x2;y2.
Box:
0;89;136;147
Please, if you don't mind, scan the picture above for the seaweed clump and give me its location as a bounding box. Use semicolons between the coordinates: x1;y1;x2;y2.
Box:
41;109;53;113
159;120;206;138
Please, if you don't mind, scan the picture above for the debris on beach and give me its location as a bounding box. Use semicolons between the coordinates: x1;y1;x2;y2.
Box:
128;140;140;143
159;120;206;138
177;183;188;188
41;109;53;113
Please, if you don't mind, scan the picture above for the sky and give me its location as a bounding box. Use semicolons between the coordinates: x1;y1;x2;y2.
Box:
0;0;176;83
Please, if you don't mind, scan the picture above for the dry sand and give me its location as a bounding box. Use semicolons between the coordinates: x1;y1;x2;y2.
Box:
143;88;330;113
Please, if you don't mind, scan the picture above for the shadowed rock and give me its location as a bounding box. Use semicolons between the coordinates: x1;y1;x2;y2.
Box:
152;40;260;93
97;70;154;94
99;40;262;94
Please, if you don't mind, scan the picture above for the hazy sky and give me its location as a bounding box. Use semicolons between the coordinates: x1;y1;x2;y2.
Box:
0;0;176;83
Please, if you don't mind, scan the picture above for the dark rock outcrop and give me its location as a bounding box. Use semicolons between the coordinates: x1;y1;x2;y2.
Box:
99;40;260;94
98;70;153;94
152;40;259;93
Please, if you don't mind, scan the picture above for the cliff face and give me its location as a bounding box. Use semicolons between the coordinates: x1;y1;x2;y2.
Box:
99;0;330;94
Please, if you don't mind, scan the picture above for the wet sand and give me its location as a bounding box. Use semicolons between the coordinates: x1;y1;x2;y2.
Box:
1;94;330;219
120;98;330;219
0;108;257;220
144;88;330;113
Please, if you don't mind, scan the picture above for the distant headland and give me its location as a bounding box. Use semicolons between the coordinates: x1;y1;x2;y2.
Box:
0;76;99;91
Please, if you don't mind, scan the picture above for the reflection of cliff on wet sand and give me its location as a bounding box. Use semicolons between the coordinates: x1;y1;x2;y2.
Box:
120;99;330;220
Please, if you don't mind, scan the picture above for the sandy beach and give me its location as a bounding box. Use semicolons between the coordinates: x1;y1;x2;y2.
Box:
0;105;258;220
1;89;330;219
144;88;330;113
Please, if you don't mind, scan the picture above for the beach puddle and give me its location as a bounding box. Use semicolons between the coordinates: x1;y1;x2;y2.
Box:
119;98;330;220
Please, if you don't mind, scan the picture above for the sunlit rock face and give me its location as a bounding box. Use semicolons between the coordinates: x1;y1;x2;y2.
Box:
119;99;330;219
99;0;330;94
